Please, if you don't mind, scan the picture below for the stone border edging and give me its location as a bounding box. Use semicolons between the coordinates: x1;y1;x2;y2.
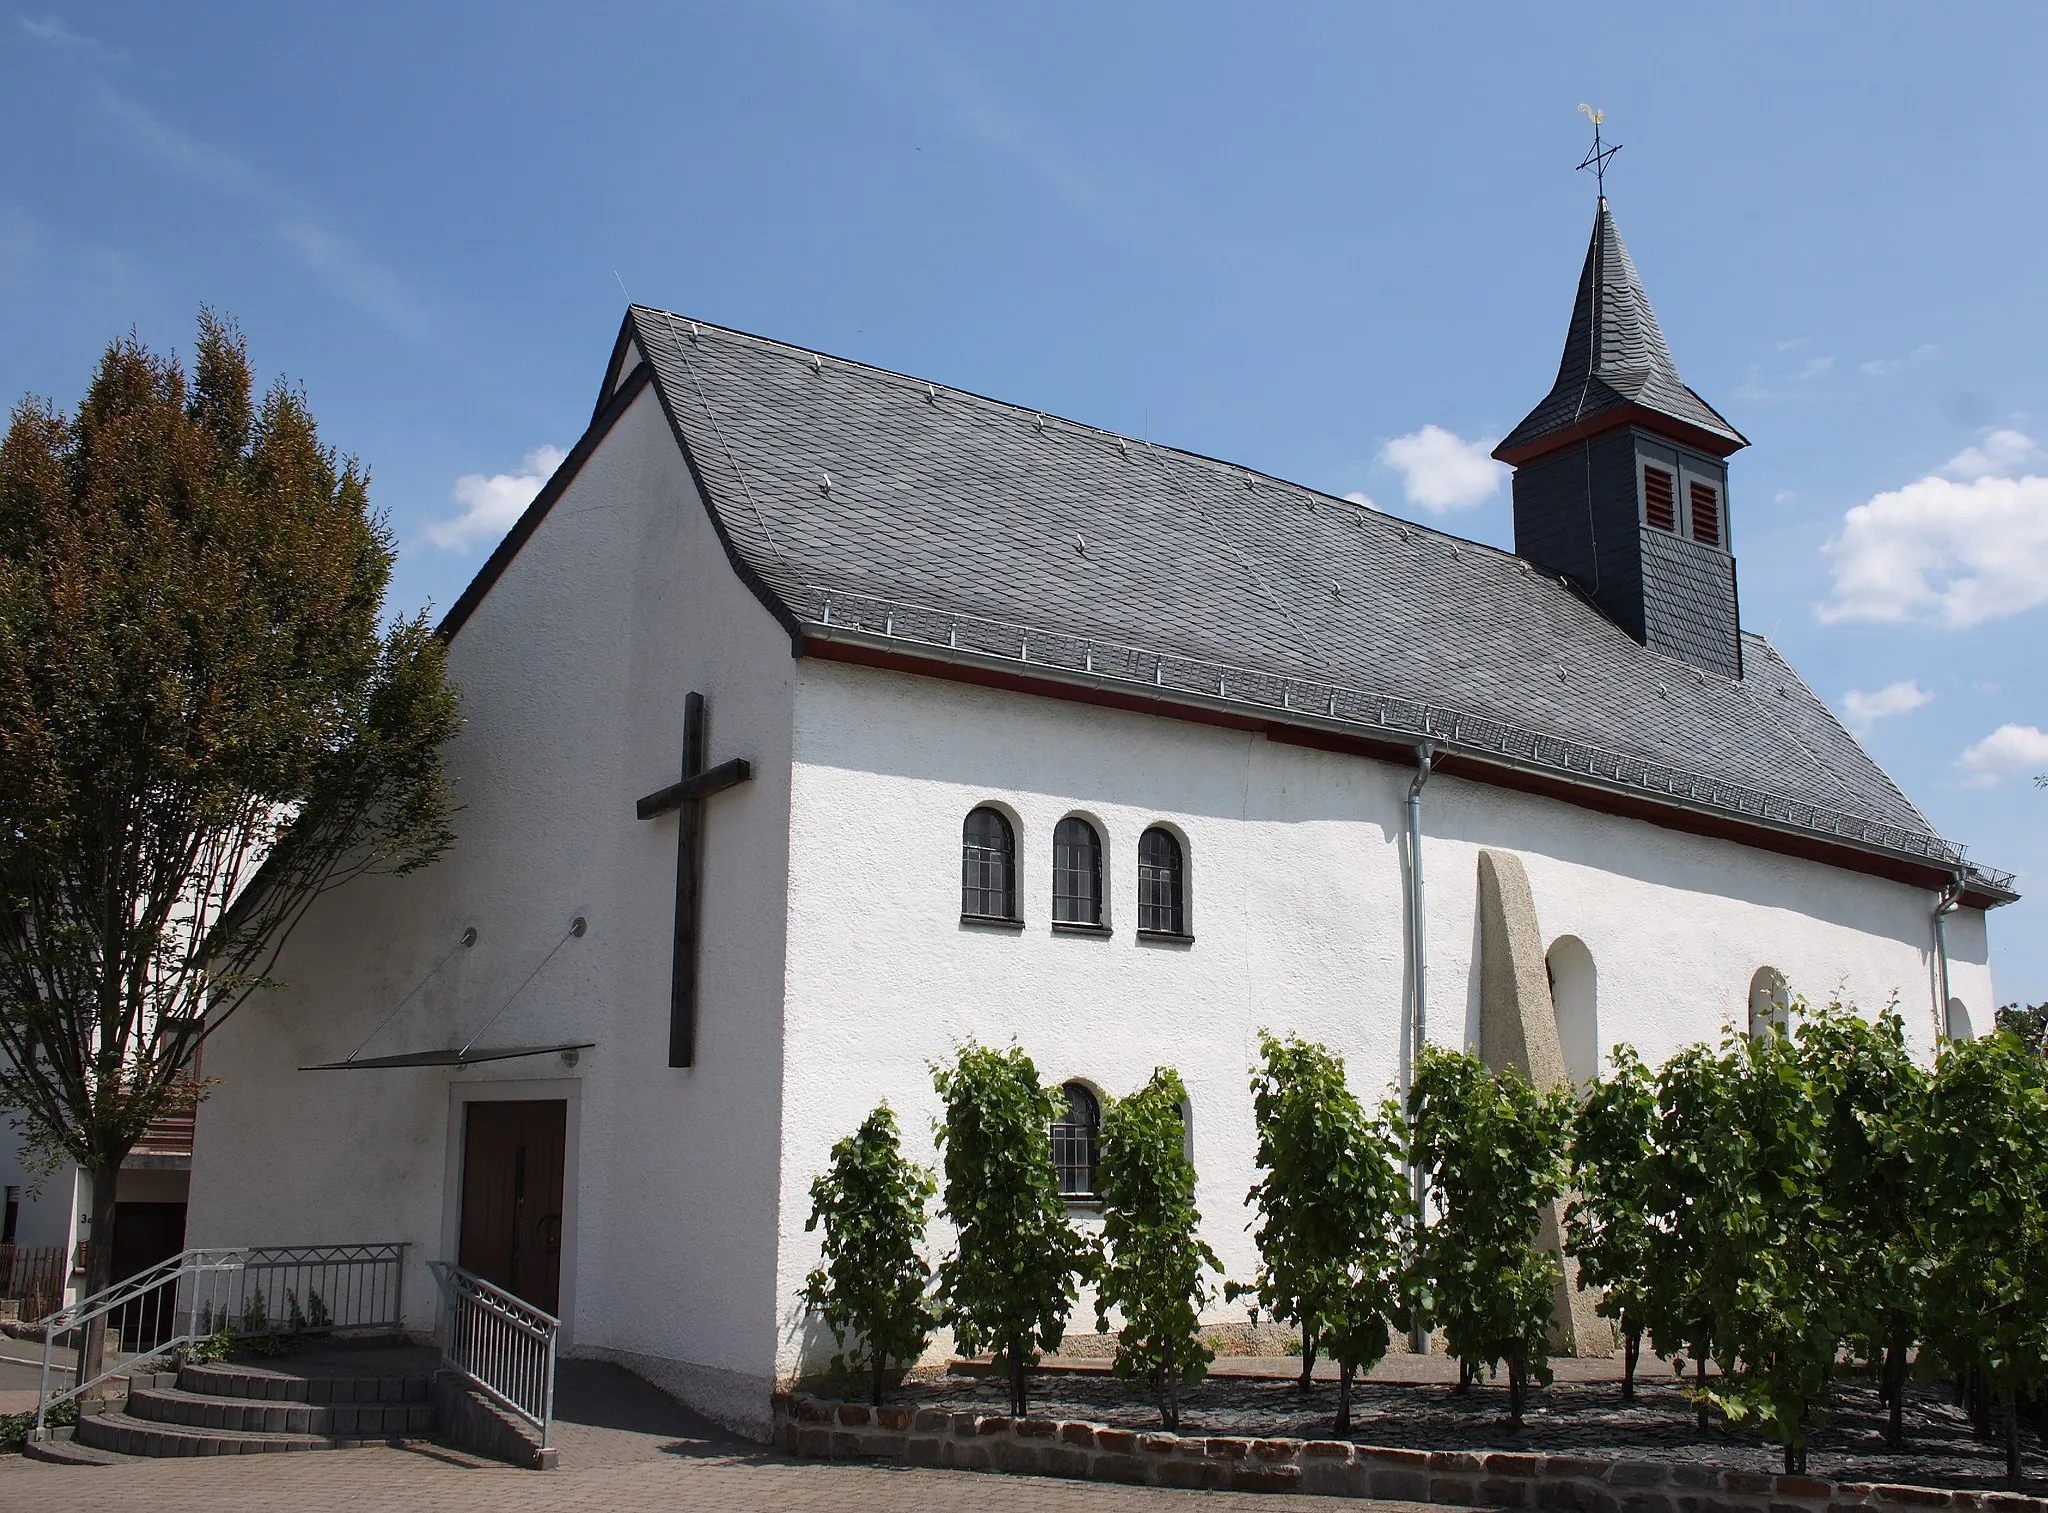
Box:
773;1391;2048;1510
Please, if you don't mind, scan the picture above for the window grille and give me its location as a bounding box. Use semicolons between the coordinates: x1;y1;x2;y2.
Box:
961;807;1017;920
1137;827;1185;934
1642;467;1676;532
1052;817;1102;925
1689;482;1722;546
1052;1082;1100;1197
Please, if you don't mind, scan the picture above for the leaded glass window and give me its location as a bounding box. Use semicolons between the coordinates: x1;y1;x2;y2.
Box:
1052;1082;1100;1198
1052;817;1102;925
1137;827;1185;935
962;807;1017;920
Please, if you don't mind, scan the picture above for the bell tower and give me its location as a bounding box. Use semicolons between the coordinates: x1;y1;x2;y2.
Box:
1492;195;1748;679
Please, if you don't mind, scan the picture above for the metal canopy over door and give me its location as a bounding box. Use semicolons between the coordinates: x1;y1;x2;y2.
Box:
458;1099;566;1315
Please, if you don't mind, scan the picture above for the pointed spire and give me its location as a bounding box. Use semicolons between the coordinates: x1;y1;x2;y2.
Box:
1494;199;1746;466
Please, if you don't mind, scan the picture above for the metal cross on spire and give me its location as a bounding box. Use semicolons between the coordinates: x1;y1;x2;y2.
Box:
1577;103;1621;199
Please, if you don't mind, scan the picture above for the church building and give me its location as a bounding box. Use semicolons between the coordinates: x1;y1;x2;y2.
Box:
185;198;2014;1438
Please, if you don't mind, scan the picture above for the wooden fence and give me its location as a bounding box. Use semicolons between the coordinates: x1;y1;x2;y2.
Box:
1;1243;69;1323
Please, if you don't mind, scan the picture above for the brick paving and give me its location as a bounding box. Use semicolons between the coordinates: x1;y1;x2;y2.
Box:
0;1357;1447;1511
0;1445;1444;1511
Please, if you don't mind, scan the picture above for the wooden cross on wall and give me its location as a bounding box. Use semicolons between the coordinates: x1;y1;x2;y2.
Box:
636;691;752;1067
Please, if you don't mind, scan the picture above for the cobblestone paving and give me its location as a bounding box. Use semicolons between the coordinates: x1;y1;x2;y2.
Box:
900;1371;2048;1494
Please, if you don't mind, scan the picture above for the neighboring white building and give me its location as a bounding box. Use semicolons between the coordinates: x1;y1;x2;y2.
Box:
184;199;2012;1438
2;1103;193;1319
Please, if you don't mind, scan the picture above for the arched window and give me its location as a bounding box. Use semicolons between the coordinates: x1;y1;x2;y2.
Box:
1051;1082;1100;1198
1545;936;1598;1086
1748;967;1790;1038
1137;827;1186;936
1946;998;1974;1041
961;807;1017;921
1052;817;1102;927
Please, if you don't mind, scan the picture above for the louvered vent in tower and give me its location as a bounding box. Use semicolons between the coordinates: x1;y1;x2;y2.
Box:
1644;467;1676;532
1690;482;1721;547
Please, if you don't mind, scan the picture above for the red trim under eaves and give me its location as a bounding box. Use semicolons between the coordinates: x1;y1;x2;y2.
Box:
801;637;2000;908
1492;402;1747;467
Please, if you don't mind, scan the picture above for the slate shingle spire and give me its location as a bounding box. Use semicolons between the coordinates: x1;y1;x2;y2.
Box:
1495;198;1746;466
1495;197;1748;680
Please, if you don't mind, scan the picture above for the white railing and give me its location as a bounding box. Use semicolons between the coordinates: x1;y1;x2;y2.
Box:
428;1260;558;1450
33;1241;407;1440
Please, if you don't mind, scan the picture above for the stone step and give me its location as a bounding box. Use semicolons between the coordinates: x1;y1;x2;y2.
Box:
177;1361;434;1404
74;1407;422;1458
127;1383;435;1438
23;1426;136;1466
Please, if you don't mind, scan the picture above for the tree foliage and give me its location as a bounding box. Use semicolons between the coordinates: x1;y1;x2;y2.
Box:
1994;1002;2048;1054
1803;1002;1927;1449
931;1041;1094;1418
0;313;460;1310
1092;1066;1220;1430
1315;1094;1411;1432
1229;1032;1409;1430
1684;1014;1843;1472
1638;1039;1740;1429
1916;1030;2048;1484
803;1102;937;1406
1408;1044;1571;1429
1564;1044;1657;1399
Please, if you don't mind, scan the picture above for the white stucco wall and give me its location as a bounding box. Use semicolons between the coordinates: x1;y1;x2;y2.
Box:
172;375;1999;1438
772;658;1994;1380
0;1147;82;1256
185;385;798;1437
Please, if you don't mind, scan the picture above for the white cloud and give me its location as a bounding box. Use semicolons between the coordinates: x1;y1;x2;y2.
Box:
1956;724;2048;788
428;447;566;552
1343;490;1379;510
1736;348;1837;403
19;15;113;55
1817;432;2048;627
1941;428;2042;480
1378;425;1505;513
1840;680;1932;736
1860;344;1937;378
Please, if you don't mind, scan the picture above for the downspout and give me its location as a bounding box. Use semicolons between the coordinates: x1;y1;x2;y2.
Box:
1933;874;1963;1039
1404;742;1433;1355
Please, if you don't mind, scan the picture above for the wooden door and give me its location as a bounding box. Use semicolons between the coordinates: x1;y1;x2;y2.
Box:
458;1099;566;1314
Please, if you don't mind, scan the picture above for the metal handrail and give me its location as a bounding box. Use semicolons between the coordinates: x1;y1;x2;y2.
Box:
428;1260;559;1450
33;1241;408;1441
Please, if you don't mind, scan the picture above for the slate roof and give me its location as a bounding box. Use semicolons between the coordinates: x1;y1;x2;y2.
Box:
1494;199;1747;463
614;304;2009;895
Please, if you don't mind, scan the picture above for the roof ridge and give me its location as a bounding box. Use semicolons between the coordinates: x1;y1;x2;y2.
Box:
628;304;1530;567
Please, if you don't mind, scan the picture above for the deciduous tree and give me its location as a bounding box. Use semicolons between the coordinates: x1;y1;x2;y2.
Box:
1407;1045;1571;1429
803;1103;937;1406
1691;1015;1843;1474
1641;1040;1742;1432
1802;1001;1927;1449
1916;1030;2048;1486
1093;1067;1219;1430
0;315;459;1346
1564;1044;1657;1400
931;1042;1094;1418
1228;1033;1411;1432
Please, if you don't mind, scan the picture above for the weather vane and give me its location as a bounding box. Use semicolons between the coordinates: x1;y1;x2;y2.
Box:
1577;103;1621;198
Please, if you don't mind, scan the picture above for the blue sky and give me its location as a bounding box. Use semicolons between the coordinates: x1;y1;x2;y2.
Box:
5;4;2045;1003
